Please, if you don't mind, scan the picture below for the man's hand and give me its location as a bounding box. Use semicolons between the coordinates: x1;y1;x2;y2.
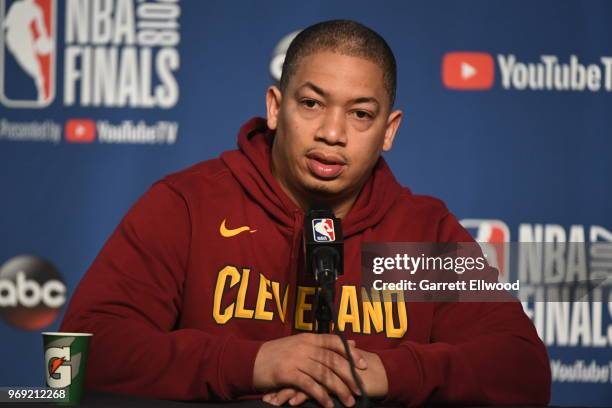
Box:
261;346;389;406
263;388;309;407
253;333;367;408
354;349;388;397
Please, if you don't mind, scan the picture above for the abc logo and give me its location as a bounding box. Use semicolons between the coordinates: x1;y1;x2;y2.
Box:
269;30;301;82
0;255;67;330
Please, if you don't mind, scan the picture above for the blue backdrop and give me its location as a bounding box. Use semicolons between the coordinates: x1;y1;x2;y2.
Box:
1;1;610;406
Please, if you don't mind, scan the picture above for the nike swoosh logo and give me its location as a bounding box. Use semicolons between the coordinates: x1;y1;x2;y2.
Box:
220;219;257;238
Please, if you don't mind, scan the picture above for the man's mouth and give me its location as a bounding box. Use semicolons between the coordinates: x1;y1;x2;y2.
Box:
306;152;346;180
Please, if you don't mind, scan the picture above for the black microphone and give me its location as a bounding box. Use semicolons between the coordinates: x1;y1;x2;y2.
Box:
304;202;343;334
303;202;344;281
303;204;370;407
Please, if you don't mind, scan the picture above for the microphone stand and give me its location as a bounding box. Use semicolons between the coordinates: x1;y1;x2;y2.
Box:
312;246;370;408
313;246;338;334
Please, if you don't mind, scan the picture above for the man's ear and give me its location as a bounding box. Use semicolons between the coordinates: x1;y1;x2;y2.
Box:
382;109;403;152
266;85;283;130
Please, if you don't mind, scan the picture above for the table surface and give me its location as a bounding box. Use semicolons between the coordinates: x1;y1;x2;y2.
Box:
15;392;576;408
11;392;368;408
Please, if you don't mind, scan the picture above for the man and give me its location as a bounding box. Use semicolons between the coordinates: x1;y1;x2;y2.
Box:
61;20;551;407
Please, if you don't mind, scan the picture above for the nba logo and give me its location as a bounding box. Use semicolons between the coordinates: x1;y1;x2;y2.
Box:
0;0;56;107
461;219;510;282
312;218;335;242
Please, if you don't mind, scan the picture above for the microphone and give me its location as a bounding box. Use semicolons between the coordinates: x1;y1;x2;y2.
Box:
304;202;344;281
303;204;370;407
303;202;343;333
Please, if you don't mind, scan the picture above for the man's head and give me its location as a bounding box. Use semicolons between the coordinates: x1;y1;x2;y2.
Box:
266;20;402;216
279;20;397;107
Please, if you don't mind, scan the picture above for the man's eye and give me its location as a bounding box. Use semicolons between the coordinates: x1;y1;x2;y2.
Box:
353;110;373;120
301;99;319;109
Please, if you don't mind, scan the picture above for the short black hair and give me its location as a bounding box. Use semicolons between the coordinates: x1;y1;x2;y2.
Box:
279;20;397;107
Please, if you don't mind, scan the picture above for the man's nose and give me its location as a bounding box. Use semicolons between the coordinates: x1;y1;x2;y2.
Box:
316;108;347;146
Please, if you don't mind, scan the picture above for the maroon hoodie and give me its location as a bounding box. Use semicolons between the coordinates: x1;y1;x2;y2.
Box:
61;117;551;406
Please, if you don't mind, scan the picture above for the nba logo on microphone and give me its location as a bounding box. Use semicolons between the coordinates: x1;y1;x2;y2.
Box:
0;0;57;107
312;219;335;242
461;219;510;282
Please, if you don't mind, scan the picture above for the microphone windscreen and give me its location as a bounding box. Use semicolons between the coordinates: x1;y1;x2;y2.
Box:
303;203;344;277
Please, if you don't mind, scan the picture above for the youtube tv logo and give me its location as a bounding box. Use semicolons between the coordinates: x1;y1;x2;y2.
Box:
65;119;96;143
442;52;495;90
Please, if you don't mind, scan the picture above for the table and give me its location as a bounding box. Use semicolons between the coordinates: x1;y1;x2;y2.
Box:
17;392;573;408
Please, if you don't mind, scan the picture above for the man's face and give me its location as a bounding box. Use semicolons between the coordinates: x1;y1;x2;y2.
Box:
267;51;402;206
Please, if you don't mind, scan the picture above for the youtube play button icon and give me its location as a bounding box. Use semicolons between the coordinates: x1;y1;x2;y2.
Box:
442;52;494;90
65;119;96;143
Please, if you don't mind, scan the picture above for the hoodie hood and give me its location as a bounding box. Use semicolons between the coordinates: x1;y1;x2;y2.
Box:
220;117;403;237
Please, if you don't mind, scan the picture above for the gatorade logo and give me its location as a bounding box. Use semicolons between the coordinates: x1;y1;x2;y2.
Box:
0;255;67;330
442;52;495;90
45;346;71;388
